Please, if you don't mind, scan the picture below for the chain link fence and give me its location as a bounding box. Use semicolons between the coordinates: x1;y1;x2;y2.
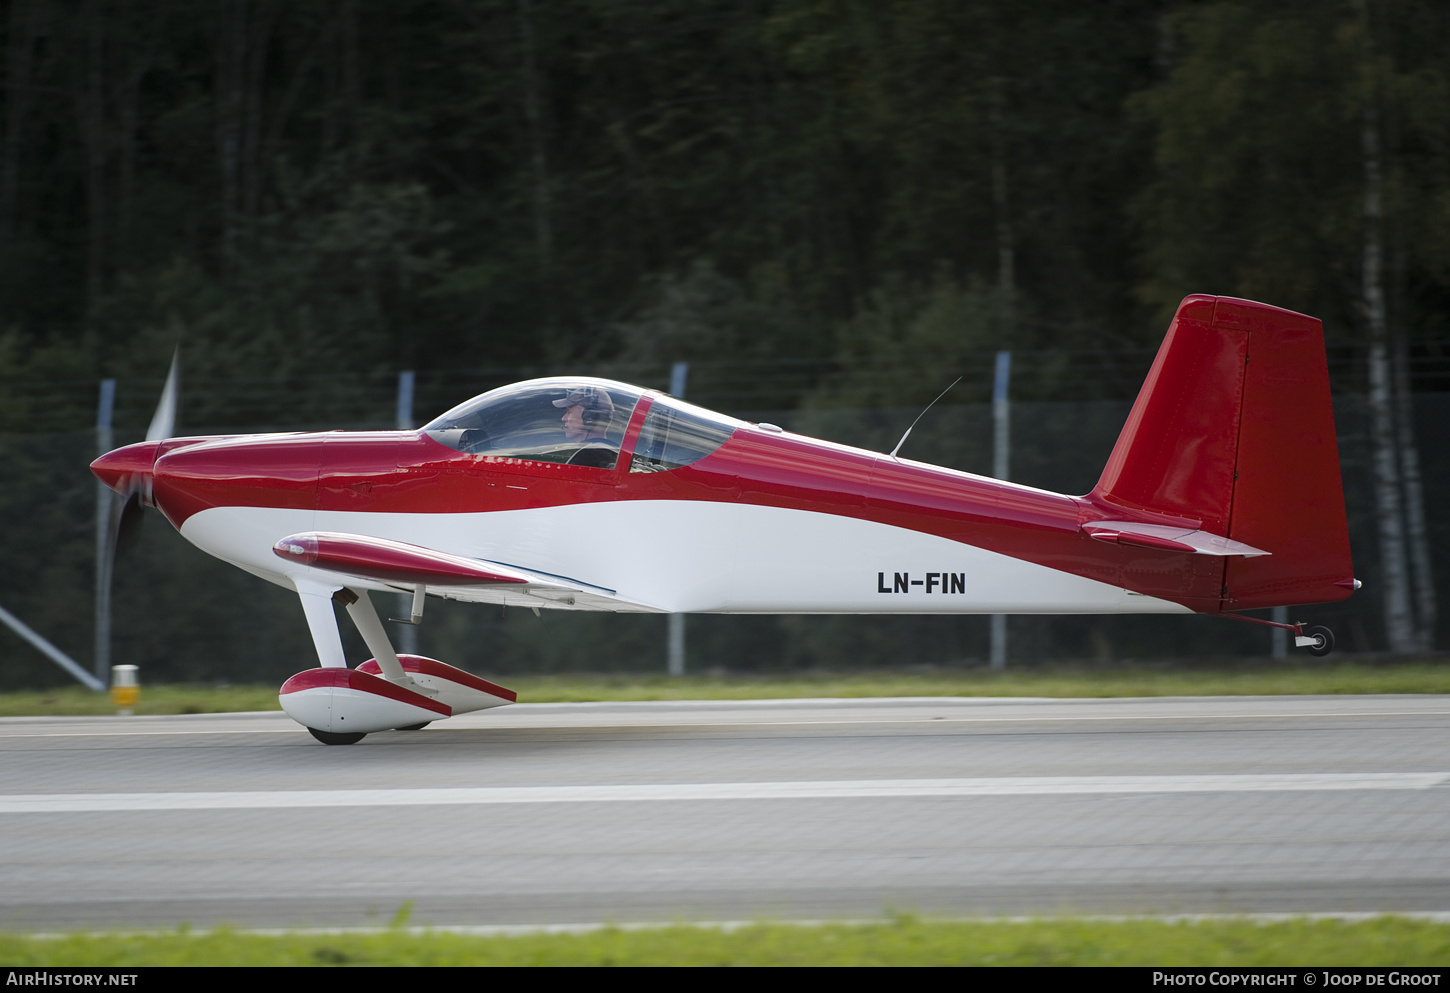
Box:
0;393;1443;690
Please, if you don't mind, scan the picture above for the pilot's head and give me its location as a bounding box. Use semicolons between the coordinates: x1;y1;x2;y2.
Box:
553;387;614;441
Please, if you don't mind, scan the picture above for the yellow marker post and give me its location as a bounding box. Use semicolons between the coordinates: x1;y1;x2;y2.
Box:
110;664;139;715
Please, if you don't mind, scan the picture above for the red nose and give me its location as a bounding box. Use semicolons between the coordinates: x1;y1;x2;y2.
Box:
91;441;162;493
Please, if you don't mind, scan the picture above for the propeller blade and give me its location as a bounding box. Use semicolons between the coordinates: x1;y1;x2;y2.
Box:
98;353;179;675
145;350;180;442
115;492;145;557
106;352;178;569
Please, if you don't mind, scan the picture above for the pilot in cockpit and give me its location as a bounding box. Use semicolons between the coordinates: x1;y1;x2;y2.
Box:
553;386;618;467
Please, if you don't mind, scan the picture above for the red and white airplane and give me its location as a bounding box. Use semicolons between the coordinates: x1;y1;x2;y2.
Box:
92;294;1356;744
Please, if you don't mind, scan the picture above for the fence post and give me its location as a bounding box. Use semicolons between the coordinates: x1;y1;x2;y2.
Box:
1271;605;1288;659
990;352;1011;670
668;362;688;677
395;371;419;657
94;379;116;684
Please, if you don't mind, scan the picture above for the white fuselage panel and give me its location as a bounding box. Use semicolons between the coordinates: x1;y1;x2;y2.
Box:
179;501;1190;615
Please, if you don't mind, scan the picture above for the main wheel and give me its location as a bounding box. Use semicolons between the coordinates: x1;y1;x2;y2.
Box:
1304;624;1334;657
395;722;431;731
308;727;367;745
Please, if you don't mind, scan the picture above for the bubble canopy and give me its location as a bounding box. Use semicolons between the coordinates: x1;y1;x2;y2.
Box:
422;377;744;471
423;378;644;468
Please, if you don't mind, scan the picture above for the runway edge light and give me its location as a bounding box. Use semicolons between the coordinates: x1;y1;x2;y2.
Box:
111;664;139;715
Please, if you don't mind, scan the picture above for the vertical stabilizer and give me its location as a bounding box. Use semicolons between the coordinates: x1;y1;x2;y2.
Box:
1089;295;1353;610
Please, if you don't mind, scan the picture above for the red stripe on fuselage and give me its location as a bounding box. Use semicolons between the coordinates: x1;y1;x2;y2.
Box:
152;424;1227;610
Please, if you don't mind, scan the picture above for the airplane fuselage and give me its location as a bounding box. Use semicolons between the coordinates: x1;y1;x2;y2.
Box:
136;410;1213;617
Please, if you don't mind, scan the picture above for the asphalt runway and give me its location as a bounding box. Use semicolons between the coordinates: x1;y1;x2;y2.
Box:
3;695;1450;931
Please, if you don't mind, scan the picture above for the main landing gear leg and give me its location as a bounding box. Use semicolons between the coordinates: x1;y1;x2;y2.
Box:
341;587;440;729
339;585;440;730
291;580;368;744
281;583;447;744
296;580;348;670
342;587;412;685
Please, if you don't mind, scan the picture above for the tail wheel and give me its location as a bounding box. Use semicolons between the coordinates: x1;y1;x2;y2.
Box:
1304;625;1334;657
308;727;367;745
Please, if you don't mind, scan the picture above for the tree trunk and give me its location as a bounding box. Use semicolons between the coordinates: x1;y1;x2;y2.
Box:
1358;1;1416;653
215;0;248;276
1;0;48;323
1393;337;1435;650
241;3;275;232
116;0;162;267
988;78;1014;300
516;0;554;329
77;0;108;325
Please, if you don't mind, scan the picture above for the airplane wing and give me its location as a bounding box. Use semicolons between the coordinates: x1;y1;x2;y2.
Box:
272;531;660;612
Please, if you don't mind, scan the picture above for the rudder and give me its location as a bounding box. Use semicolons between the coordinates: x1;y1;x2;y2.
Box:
1089;295;1354;610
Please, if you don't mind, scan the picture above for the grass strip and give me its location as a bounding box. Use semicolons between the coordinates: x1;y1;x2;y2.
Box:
3;916;1449;966
3;660;1449;717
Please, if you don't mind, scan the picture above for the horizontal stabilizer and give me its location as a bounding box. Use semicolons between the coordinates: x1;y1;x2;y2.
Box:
1080;522;1269;557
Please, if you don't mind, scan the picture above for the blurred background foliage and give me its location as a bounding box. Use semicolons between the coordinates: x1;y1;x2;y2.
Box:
4;0;1448;406
2;0;1449;687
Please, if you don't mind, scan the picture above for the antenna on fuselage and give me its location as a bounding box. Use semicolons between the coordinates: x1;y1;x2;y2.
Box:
889;376;962;459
